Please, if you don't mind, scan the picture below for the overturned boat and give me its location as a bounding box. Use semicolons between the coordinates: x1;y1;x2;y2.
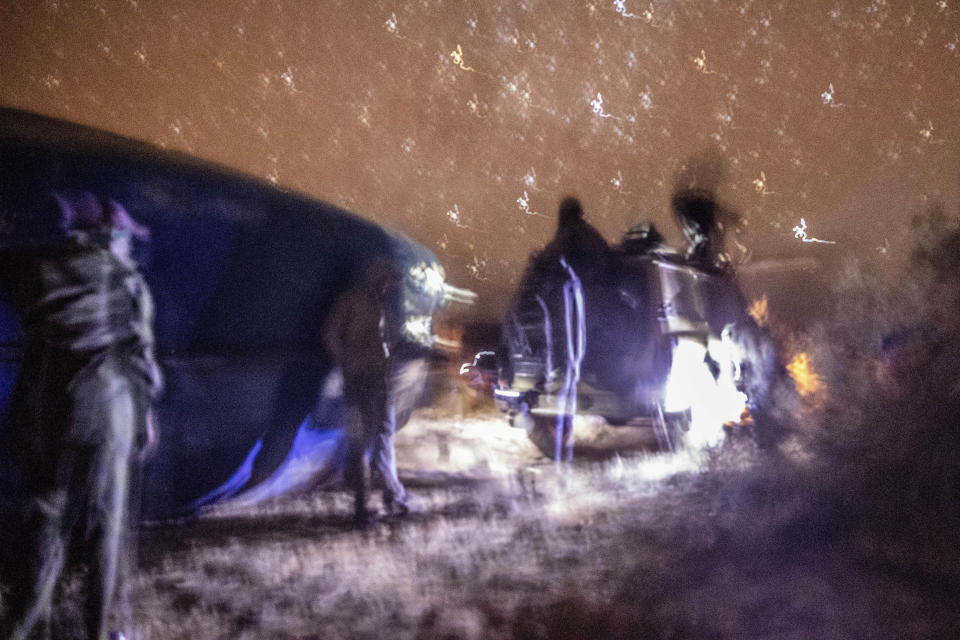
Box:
0;108;465;518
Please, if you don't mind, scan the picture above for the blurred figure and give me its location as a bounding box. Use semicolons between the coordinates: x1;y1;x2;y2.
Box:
672;189;727;270
546;196;609;280
500;197;603;460
324;258;408;527
671;150;735;271
1;192;162;640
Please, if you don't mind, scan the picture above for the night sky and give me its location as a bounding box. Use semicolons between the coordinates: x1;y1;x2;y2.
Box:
2;0;959;320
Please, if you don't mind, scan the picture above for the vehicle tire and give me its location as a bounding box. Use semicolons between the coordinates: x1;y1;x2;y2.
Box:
527;413;574;460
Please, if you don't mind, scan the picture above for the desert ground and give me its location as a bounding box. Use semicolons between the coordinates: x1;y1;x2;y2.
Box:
103;400;959;640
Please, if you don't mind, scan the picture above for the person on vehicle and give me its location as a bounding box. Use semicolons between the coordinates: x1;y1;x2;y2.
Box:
544;196;609;279
671;187;732;271
670;150;736;272
324;257;409;527
2;192;162;640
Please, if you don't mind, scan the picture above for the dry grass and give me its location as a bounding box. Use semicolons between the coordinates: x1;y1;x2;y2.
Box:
130;411;708;640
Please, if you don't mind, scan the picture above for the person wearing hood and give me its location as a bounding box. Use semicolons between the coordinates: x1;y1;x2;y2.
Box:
2;192;162;640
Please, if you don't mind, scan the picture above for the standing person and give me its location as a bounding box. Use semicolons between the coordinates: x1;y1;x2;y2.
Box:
499;197;608;459
324;257;408;527
2;192;162;640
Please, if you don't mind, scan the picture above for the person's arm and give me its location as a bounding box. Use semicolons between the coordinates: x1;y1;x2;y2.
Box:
130;273;164;398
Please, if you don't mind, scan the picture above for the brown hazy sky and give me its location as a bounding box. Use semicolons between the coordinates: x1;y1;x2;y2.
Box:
2;0;959;319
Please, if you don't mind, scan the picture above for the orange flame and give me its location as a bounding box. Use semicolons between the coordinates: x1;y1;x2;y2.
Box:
748;295;769;327
787;352;823;396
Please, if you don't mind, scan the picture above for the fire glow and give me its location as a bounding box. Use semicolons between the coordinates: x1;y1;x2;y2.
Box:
787;352;823;396
748;295;769;327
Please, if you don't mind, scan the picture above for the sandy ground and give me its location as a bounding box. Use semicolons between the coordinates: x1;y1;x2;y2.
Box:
6;406;960;639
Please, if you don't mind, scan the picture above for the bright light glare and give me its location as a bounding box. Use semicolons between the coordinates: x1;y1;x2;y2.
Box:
663;339;707;413
407;261;447;298
664;336;747;449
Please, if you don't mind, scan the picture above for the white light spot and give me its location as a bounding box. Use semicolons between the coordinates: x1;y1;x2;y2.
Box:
639;88;653;110
820;82;844;107
752;171;774;195
614;0;640;18
590;92;621;119
466;255;489;281
517;191;545;217
610;170;631;194
524;168;538;189
446;204;469;228
793;218;836;244
450;44;476;71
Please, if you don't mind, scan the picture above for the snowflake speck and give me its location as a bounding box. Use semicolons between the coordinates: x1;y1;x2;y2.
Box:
613;0;640;18
820;83;842;107
517;191;545;217
446;204;469;228
610;170;631;194
524;168;538;189
793;218;836;244
753;171;774;195
693;49;716;74
450;44;476;72
467;255;489;281
639;89;653;110
590;92;620;119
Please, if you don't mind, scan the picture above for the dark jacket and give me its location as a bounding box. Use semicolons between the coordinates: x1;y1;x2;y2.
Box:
3;232;162;456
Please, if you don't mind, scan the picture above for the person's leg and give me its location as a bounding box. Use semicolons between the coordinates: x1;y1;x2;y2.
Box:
342;400;370;526
371;398;407;515
5;456;79;640
83;388;135;640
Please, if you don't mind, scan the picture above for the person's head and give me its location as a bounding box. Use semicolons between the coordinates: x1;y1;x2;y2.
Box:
557;196;583;230
54;191;149;261
671;190;717;247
